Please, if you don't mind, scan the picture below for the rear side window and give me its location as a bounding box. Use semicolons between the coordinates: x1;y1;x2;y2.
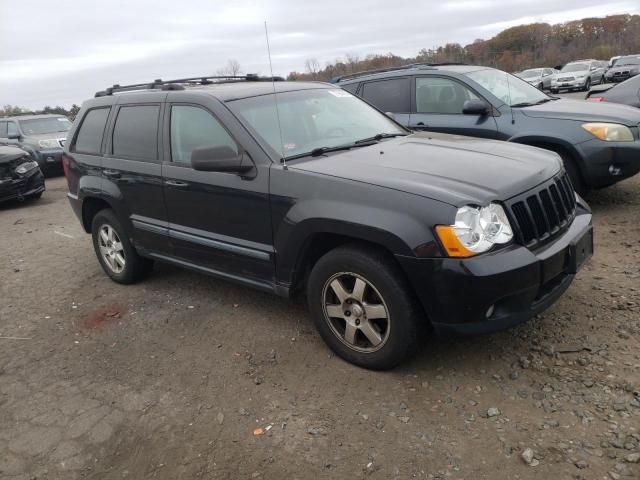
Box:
112;105;160;161
73;107;110;155
170;105;238;164
361;78;410;113
0;122;7;137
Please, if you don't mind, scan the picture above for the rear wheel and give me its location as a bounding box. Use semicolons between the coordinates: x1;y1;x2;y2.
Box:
91;209;152;284
307;245;424;370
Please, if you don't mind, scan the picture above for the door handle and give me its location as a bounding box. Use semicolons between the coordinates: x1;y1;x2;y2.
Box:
103;169;121;178
165;179;189;187
410;122;428;129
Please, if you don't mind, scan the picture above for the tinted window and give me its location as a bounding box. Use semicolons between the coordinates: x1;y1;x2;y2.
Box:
0;122;7;137
73;108;110;155
7;122;19;137
341;83;359;94
170;106;238;164
361;78;410;112
112;105;159;161
416;77;479;114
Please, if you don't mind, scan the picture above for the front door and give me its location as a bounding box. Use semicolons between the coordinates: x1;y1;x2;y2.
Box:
409;76;499;139
162;98;274;286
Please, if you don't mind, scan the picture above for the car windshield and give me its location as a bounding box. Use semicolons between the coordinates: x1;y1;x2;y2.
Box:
561;63;589;73
19;117;72;135
520;69;542;78
464;69;549;107
227;88;406;159
617;57;640;66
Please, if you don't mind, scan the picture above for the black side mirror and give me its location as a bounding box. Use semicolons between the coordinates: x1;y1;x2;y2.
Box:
462;99;490;115
191;145;254;175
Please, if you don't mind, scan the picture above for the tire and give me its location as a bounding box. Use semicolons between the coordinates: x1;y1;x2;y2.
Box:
583;79;591;92
91;209;152;284
307;244;424;370
30;192;43;200
537;82;543;90
560;154;588;196
551;89;559;94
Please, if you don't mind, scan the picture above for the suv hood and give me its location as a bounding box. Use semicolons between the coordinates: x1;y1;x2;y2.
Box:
521;98;640;125
291;132;561;206
608;65;640;74
0;146;29;164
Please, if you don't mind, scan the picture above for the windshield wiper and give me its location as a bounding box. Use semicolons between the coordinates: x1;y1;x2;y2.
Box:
354;132;408;144
511;98;553;108
283;141;378;161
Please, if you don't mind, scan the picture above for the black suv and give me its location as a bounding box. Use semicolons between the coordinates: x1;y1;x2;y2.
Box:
64;75;593;369
336;64;640;194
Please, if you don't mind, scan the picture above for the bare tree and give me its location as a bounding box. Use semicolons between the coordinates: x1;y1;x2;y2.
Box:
304;58;321;79
216;59;242;76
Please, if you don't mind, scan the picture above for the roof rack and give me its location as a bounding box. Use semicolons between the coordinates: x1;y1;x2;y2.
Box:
94;74;285;97
331;63;468;83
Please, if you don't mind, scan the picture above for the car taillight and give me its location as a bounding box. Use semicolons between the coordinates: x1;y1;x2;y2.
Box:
62;154;70;179
588;97;604;102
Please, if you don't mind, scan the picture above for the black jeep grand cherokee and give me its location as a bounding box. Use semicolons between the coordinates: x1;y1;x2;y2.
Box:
64;76;593;369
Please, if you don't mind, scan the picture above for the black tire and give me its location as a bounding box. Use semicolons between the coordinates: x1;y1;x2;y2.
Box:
551;89;559;94
307;244;424;370
30;192;43;200
583;78;591;92
91;209;152;284
537;82;543;90
560;154;588;196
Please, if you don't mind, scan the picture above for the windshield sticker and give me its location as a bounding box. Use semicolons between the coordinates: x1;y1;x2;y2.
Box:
328;89;353;98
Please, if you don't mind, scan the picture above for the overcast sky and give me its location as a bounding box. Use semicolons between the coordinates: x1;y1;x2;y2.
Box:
1;0;638;109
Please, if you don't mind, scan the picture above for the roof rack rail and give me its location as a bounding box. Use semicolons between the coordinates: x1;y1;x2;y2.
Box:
330;62;468;83
94;74;285;97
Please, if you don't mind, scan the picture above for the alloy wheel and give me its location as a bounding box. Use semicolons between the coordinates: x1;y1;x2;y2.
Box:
98;224;126;274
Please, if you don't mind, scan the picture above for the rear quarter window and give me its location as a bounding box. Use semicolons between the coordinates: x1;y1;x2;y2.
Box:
72;107;111;155
112;105;160;161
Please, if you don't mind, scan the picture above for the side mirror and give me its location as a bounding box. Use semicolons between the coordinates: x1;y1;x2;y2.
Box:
191;145;254;175
590;66;597;71
462;99;490;115
385;111;395;120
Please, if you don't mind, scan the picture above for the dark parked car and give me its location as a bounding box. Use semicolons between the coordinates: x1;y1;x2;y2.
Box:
604;55;640;83
0;114;72;174
336;64;640;194
0;145;45;203
64;75;593;369
586;75;640;108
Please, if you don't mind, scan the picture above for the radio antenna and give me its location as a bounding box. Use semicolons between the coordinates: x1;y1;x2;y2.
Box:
264;21;287;168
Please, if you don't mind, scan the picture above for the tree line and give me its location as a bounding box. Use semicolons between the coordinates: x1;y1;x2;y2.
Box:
1;104;81;120
288;14;640;81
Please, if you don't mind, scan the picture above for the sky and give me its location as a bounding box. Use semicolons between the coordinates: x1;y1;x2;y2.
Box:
1;0;639;109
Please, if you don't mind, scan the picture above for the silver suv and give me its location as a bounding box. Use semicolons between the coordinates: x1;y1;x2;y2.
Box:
551;59;606;93
0;114;72;174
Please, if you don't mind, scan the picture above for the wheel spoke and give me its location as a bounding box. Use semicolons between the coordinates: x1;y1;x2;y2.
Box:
100;229;109;244
325;304;343;319
364;303;387;320
114;253;125;268
106;255;116;270
107;226;114;243
351;278;366;302
330;279;349;303
112;241;123;253
99;245;109;256
344;322;357;345
360;321;383;346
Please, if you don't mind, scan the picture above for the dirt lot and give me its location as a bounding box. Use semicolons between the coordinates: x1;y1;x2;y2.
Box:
1;172;639;480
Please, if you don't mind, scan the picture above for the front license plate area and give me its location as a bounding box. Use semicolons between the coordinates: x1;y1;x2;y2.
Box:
566;227;593;274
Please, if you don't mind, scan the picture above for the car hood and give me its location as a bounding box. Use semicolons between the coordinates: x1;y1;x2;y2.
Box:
521;98;640;125
0;146;29;164
25;132;68;141
291;133;561;206
608;65;640;73
558;69;589;77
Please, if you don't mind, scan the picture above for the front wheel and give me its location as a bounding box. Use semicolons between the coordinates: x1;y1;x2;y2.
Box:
537;82;543;90
307;245;424;370
583;79;591;92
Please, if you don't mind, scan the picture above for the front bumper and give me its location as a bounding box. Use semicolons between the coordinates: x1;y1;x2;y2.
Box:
32;149;64;170
552;79;588;90
576;136;640;188
396;207;593;336
0;169;45;203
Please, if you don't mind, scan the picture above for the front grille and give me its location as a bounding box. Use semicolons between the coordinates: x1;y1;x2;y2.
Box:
507;173;576;249
558;76;574;82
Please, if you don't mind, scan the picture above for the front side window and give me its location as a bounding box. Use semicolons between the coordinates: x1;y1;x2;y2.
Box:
170;105;238;164
7;122;19;137
227;88;405;159
19;117;71;135
112;105;159;161
465;69;549;107
0;122;8;137
361;78;411;112
73;107;110;155
415;77;479;114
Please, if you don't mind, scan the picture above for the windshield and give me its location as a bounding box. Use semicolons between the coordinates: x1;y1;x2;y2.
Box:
561;63;589;73
464;69;548;107
19;117;72;135
617;57;640;66
228;88;405;159
520;69;542;78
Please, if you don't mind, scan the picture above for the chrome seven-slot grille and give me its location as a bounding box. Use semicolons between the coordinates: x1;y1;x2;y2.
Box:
507;173;576;249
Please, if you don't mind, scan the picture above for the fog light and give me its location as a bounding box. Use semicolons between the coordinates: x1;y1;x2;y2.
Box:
485;305;495;318
609;164;622;176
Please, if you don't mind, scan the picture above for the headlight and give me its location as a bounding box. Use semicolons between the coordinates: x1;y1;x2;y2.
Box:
576;75;585;79
15;161;39;175
436;203;513;257
38;139;59;149
582;123;634;142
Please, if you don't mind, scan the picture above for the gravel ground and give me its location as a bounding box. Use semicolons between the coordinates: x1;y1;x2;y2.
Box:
1;170;639;480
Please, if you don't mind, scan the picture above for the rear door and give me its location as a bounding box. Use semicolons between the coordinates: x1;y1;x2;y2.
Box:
161;93;274;286
409;76;498;138
102;94;170;254
359;77;411;126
